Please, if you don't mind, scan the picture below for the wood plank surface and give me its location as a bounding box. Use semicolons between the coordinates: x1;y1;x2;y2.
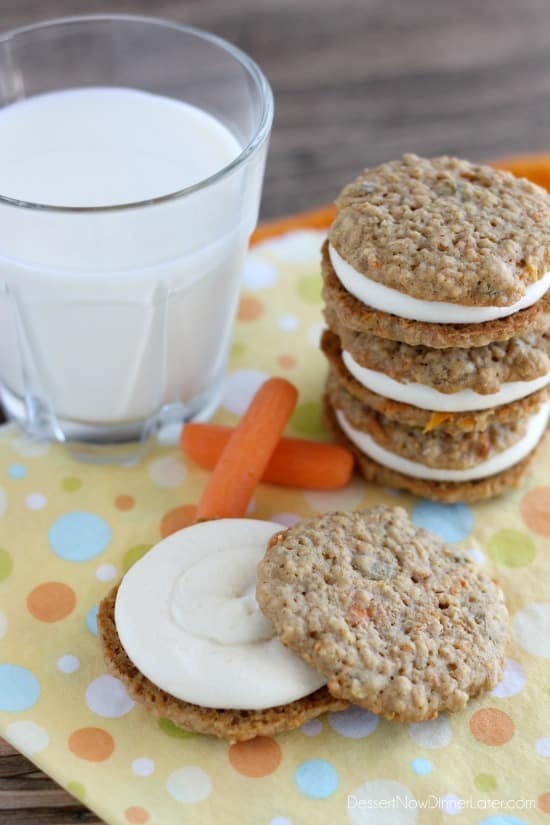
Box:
1;0;550;822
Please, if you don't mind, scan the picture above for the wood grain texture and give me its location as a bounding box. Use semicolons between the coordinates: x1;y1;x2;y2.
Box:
0;738;100;823
2;0;550;219
1;0;550;822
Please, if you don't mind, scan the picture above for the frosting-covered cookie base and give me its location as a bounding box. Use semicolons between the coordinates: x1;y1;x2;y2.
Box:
329;244;550;325
335;404;549;482
342;349;550;412
115;519;325;710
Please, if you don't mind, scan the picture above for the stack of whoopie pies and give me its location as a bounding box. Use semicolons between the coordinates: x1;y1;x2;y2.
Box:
322;154;550;502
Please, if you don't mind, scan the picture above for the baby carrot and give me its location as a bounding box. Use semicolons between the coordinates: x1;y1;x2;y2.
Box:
182;423;354;490
195;378;298;521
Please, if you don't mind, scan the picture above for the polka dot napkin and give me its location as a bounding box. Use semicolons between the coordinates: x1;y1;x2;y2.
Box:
0;222;549;825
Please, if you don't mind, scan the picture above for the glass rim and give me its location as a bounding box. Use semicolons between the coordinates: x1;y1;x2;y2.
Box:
0;13;274;214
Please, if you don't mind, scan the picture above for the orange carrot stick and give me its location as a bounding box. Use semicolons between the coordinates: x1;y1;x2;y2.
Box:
195;378;298;521
182;423;354;490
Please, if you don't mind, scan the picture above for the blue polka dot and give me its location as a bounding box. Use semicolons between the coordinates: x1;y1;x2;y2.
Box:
49;511;111;562
294;759;338;799
410;757;432;775
8;464;26;479
478;817;529;825
86;604;99;636
328;706;379;738
0;664;40;710
412;500;473;543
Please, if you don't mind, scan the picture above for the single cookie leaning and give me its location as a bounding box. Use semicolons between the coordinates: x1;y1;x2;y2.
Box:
257;507;509;722
98;586;347;742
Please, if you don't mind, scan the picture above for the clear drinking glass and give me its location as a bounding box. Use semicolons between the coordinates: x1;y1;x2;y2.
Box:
0;15;273;461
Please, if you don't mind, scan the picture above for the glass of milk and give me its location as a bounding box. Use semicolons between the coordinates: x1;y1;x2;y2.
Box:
0;15;273;460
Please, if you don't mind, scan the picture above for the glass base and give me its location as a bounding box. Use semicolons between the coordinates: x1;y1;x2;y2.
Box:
0;377;224;465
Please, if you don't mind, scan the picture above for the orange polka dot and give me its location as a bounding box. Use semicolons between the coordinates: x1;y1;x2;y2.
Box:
539;793;550;813
521;487;550;536
115;494;135;511
125;807;149;824
27;582;76;622
277;354;297;369
68;727;114;762
228;736;281;777
238;296;264;322
469;708;515;746
160;505;197;538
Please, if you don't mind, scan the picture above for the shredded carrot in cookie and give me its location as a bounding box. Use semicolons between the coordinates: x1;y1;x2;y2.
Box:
346;603;372;626
378;399;404;416
346;600;381;626
457;415;477;431
266;531;285;552
366;418;389;444
423;412;455;433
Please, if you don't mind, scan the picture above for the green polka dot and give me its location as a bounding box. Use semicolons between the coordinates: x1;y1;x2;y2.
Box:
488;529;536;567
62;477;82;492
0;548;13;582
67;781;86;802
231;341;246;358
474;773;497;793
291;401;325;437
296;274;322;303
122;544;152;573
158;718;195;739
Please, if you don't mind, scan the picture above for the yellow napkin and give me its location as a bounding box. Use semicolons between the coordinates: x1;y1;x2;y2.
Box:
0;225;549;825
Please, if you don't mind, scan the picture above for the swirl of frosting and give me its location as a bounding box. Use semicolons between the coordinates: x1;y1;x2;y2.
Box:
115;518;325;709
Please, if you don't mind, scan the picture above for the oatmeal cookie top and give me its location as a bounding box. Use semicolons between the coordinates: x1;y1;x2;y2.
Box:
329;154;550;306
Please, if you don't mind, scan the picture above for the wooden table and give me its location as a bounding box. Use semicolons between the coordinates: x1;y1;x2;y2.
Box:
2;0;550;822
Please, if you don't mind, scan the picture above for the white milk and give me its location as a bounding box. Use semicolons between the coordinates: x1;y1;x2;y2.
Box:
0;88;266;433
0;88;242;207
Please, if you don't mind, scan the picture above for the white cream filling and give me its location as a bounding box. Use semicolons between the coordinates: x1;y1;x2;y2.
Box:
115;519;325;710
342;349;550;412
336;403;549;482
329;244;550;324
